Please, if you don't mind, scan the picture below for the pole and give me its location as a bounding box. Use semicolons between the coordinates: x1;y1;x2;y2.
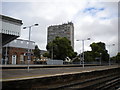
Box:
80;50;81;65
52;45;53;60
100;53;101;65
23;24;38;72
107;44;115;66
82;40;84;68
77;38;90;68
100;57;101;65
5;45;8;65
27;26;31;72
108;45;110;66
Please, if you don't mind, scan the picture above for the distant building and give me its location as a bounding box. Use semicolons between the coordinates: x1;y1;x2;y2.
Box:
47;22;74;49
2;39;35;64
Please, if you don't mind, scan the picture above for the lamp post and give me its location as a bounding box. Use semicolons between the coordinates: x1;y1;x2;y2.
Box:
77;38;90;68
107;44;115;66
23;24;38;72
80;50;81;65
100;53;102;65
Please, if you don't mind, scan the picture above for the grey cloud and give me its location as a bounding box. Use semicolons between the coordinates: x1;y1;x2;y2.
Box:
2;1;118;56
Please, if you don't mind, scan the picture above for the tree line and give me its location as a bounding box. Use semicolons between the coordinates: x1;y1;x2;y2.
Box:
34;37;119;63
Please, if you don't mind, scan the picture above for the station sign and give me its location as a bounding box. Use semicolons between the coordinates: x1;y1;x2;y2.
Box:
24;52;34;56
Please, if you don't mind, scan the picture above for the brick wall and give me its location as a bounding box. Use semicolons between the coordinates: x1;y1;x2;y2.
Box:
3;47;34;64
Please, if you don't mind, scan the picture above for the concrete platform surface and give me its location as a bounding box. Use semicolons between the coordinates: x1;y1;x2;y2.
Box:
1;64;100;69
1;65;119;82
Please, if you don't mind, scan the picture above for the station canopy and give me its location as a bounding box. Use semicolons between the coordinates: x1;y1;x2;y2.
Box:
0;15;23;46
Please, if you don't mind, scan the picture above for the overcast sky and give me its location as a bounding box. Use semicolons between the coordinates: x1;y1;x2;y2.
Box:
1;0;118;57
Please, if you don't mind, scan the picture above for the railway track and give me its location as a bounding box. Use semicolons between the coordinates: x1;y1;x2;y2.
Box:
48;72;120;90
2;66;120;90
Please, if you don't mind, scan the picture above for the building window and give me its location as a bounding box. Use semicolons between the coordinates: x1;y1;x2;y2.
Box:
20;55;24;61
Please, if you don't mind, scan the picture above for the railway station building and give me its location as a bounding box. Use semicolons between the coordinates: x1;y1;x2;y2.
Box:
2;39;35;64
0;15;23;64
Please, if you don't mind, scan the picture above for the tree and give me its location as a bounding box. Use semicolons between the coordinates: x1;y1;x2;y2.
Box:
33;45;41;59
84;51;94;62
43;52;50;58
111;53;120;64
46;37;76;60
90;42;109;62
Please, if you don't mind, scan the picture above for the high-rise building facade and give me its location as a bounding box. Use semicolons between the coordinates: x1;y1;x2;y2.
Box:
47;22;74;49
